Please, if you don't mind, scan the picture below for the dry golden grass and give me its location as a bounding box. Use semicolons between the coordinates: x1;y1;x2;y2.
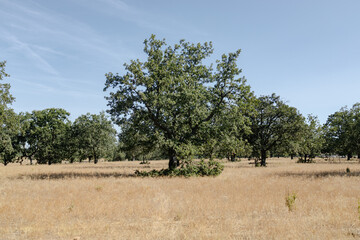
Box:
1;158;360;239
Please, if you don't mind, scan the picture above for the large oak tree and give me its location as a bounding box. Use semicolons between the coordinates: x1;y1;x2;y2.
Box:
104;35;252;169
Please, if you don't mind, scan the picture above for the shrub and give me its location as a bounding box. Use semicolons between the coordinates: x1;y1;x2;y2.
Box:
297;157;314;163
134;159;224;177
285;192;297;212
140;160;150;165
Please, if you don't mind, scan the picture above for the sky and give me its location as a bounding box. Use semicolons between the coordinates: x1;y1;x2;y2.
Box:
1;0;360;123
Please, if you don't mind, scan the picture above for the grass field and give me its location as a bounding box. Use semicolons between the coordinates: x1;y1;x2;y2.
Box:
1;158;360;239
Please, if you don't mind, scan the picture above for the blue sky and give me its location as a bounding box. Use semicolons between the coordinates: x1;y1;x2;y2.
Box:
1;0;359;123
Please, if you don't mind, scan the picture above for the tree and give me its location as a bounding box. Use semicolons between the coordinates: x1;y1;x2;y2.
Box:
323;104;360;160
118;120;157;161
72;112;117;164
60;121;79;163
350;103;360;158
30;108;70;165
104;35;252;169
323;107;353;159
0;60;19;166
111;141;126;161
0;110;19;166
14;112;36;165
204;101;254;161
297;115;324;162
248;94;304;166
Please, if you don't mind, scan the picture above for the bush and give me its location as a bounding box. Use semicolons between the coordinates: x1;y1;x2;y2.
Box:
296;157;314;163
140;159;150;164
134;159;224;177
285;192;297;212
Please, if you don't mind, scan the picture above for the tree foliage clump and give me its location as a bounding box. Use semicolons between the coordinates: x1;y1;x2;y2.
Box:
118;120;163;161
135;159;224;177
0;61;13;107
0;61;19;166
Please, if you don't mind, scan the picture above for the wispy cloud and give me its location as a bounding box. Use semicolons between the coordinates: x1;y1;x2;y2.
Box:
13;77;102;98
0;0;136;92
1;33;59;75
31;45;68;57
0;0;206;117
90;0;207;36
102;0;132;12
92;0;168;32
0;0;127;61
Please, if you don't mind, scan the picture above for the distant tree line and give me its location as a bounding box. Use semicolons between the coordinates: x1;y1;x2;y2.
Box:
0;61;118;165
1;36;360;169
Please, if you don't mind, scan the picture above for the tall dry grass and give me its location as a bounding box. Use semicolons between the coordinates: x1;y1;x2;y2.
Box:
1;158;360;239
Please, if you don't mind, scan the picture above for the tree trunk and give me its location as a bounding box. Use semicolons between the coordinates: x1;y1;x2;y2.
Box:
290;154;294;160
29;156;33;165
168;149;177;170
231;153;236;162
304;154;307;162
347;153;352;161
357;153;360;159
209;150;214;161
260;150;267;167
94;153;98;164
